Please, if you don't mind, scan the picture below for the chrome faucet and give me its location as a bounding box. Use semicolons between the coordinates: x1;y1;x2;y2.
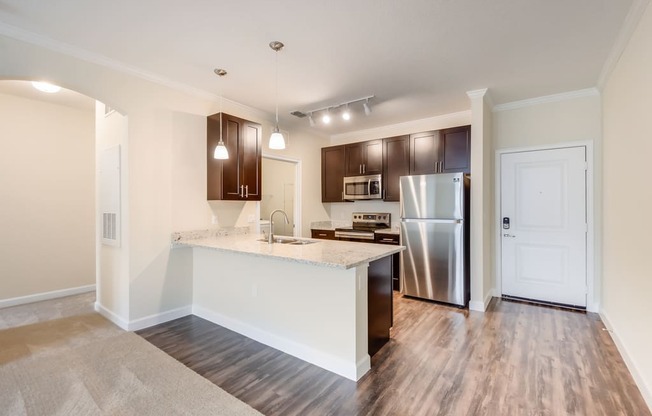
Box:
268;209;290;244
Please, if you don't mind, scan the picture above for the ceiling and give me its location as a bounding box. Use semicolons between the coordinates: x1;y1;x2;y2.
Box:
0;0;636;135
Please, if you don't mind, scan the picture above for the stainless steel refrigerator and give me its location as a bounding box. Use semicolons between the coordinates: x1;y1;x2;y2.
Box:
399;173;470;307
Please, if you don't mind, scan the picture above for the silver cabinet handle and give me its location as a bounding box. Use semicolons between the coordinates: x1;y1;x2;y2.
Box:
245;185;249;198
240;185;244;198
363;164;366;174
359;164;362;174
503;233;516;238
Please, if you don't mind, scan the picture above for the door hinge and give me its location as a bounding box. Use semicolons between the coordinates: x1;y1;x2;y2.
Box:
584;162;588;171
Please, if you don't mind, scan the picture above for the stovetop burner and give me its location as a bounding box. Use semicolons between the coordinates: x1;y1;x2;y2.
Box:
335;212;391;233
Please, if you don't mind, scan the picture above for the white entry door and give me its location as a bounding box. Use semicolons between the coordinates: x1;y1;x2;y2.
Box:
501;146;587;307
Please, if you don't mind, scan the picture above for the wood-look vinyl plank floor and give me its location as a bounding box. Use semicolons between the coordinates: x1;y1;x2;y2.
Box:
137;294;650;416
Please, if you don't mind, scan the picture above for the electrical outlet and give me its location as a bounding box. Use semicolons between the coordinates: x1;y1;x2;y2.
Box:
211;215;218;225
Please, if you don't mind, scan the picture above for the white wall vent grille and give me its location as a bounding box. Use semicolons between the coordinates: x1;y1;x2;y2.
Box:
100;145;121;246
102;213;117;241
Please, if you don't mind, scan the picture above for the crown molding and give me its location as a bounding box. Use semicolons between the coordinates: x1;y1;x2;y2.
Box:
492;88;600;112
597;0;651;90
0;21;276;122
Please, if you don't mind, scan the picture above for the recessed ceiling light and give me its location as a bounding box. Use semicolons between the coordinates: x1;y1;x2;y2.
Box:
32;81;61;93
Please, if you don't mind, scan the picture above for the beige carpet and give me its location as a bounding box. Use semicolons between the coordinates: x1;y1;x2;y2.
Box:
0;313;263;416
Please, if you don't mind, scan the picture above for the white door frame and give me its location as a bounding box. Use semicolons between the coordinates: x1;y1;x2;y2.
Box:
494;141;596;312
261;153;302;237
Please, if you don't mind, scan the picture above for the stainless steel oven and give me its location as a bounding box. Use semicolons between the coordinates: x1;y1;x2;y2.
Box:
343;174;382;200
334;212;391;241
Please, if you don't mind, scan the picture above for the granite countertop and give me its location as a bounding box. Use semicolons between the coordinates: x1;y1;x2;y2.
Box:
174;232;403;270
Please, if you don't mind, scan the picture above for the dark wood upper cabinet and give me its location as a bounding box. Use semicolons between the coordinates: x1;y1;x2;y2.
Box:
321;145;346;202
207;112;262;201
442;125;471;173
409;130;442;175
383;135;409;201
321;125;470;202
345;140;383;176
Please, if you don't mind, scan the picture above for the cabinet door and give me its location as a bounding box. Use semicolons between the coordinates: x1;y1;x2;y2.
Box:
363;139;383;174
222;114;245;200
442;125;471;173
383;135;409;201
241;121;262;200
322;145;346;202
345;143;364;176
410;130;441;174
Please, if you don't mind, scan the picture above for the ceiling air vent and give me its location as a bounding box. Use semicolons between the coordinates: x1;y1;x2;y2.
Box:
290;110;307;118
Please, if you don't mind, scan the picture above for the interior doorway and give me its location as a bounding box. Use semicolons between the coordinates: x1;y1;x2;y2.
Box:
261;156;300;237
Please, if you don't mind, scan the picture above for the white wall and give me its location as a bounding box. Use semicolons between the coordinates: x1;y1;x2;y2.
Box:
0;91;95;304
95;103;130;321
493;91;603;310
602;2;652;408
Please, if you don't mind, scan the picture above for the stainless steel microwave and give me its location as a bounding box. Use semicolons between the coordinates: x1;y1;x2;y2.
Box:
343;174;382;200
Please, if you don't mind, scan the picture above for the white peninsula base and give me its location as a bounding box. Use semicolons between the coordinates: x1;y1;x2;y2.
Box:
192;247;371;381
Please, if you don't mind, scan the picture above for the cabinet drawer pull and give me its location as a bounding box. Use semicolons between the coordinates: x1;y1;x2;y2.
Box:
245;185;249;198
318;233;327;237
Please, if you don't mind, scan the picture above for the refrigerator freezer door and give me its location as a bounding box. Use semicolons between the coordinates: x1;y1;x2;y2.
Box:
400;219;466;306
399;173;464;220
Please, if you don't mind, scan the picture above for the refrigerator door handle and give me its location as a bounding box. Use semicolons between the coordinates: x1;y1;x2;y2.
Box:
401;218;462;224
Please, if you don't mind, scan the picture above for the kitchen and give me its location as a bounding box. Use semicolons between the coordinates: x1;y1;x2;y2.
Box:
1;1;651;414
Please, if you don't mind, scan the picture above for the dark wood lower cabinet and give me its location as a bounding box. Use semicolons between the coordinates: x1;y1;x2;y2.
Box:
367;256;393;357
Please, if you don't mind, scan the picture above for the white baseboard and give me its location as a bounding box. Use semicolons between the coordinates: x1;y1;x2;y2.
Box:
469;290;495;312
600;311;652;412
126;305;192;331
94;302;129;330
193;304;369;381
0;284;96;309
94;302;192;332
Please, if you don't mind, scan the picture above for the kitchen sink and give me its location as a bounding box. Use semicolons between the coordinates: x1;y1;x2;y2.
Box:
258;237;317;245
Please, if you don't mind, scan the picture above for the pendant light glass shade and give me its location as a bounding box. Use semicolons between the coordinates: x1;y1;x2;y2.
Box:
269;41;286;150
214;140;229;159
269;128;285;150
213;111;229;159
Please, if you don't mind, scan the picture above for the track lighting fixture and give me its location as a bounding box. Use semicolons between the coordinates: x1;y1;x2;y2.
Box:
290;95;374;127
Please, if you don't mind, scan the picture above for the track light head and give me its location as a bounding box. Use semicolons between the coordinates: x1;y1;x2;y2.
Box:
342;104;351;121
363;100;372;116
322;109;331;124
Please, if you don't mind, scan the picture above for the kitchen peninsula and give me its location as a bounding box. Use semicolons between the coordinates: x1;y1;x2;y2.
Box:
174;229;403;381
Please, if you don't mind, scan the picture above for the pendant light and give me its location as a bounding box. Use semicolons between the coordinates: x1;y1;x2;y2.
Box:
269;41;286;150
213;68;229;159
